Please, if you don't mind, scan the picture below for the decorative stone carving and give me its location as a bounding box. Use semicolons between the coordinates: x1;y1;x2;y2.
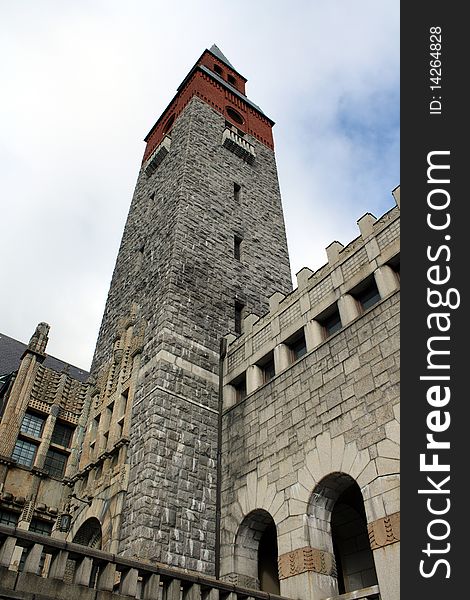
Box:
368;511;400;549
278;546;336;580
28;322;50;354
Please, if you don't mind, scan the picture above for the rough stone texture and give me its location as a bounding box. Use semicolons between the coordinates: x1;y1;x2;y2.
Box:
90;95;292;574
0;48;401;600
220;203;400;600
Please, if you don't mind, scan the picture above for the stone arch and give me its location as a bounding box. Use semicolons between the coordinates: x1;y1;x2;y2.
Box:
308;472;378;595
72;517;102;548
234;509;280;594
64;517;103;584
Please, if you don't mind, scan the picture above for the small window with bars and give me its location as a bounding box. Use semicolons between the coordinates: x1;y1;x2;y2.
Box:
12;439;37;467
44;449;68;479
234;235;243;260
21;412;45;438
235;300;245;335
29;519;52;536
51;421;74;448
0;510;19;527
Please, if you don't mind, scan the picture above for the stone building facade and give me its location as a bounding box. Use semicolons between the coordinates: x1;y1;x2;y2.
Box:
219;191;400;600
0;46;399;600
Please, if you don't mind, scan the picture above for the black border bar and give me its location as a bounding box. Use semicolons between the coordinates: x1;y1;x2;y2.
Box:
401;4;466;597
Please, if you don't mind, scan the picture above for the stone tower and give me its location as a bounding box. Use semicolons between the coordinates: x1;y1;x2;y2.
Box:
90;45;292;574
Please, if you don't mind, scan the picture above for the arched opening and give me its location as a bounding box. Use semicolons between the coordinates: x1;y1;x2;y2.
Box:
309;473;378;595
332;482;377;593
64;517;102;584
72;517;102;548
235;509;280;593
258;520;279;593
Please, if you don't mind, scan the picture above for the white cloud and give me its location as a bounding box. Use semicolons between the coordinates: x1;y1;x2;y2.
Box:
0;1;399;369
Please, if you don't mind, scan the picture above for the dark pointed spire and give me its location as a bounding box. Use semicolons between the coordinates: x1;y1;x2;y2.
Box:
209;44;235;70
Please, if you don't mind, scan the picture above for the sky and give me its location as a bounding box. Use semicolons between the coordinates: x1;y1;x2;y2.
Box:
0;1;399;371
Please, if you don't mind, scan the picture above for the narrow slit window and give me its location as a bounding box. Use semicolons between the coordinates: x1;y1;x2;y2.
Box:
259;353;275;384
21;413;45;438
43;449;68;478
234;235;242;260
235;301;244;334
51;422;74;448
233;376;246;403
234;183;241;203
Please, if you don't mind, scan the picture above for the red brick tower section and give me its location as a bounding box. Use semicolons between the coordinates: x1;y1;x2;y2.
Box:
143;44;275;163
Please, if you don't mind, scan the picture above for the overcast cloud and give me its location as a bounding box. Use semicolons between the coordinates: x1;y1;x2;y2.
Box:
0;1;399;370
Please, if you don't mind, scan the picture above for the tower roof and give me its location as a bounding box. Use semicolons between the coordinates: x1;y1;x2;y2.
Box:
209;44;235;71
143;46;276;158
0;331;89;382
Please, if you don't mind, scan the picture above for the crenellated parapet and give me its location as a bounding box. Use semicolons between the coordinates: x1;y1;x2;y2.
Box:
220;187;400;600
223;186;400;400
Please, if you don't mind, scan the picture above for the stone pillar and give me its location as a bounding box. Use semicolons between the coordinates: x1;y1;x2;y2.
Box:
368;512;400;600
278;546;337;600
0;323;49;461
374;265;400;298
97;405;112;455
82;415;99;465
96;562;117;591
67;381;93;477
274;343;291;373
223;385;237;410
246;365;263;395
34;406;58;469
305;320;324;351
110;391;127;445
338;294;360;326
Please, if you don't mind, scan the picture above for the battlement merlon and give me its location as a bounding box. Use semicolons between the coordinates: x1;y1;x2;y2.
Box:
223;186;400;396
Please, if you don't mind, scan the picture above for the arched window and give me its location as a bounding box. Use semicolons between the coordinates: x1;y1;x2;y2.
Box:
308;473;378;595
64;517;103;584
72;517;102;548
234;509;280;593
